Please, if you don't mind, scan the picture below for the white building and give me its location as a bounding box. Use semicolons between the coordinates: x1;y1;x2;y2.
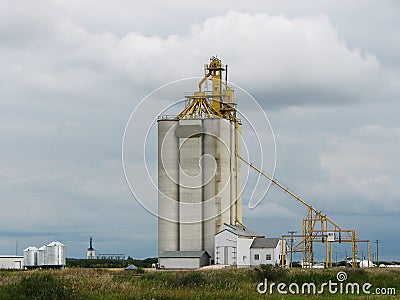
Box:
250;238;289;267
215;224;290;267
214;223;264;267
0;255;24;269
159;250;211;269
86;237;96;259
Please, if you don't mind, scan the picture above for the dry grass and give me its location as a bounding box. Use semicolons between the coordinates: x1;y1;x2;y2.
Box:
0;267;398;299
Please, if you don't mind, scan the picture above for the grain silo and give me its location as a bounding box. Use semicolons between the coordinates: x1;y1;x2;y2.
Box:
158;57;243;264
45;241;66;267
37;245;46;266
23;246;38;268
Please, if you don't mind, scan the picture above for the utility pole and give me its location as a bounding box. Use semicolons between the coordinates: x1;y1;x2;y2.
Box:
288;231;297;268
374;240;379;266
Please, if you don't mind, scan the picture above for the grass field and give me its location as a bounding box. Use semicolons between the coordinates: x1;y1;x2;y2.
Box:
0;266;399;299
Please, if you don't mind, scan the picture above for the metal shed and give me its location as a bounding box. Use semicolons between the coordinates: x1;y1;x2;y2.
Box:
0;255;24;269
124;264;137;271
159;250;211;269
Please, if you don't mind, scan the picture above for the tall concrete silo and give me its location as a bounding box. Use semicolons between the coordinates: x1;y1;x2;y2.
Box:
158;119;180;253
158;57;243;262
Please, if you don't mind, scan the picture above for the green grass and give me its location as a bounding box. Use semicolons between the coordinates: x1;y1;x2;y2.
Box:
0;267;398;299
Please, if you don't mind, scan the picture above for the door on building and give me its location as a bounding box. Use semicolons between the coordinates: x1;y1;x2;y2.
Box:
14;261;21;269
222;246;227;264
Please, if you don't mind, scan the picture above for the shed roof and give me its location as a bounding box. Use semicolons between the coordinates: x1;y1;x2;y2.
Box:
0;255;23;258
250;238;280;248
159;250;211;258
125;264;137;270
217;223;264;238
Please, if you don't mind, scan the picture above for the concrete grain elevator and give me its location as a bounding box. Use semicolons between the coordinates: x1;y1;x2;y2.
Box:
158;57;243;262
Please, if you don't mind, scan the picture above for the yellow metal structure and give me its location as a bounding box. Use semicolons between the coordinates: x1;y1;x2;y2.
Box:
239;156;370;268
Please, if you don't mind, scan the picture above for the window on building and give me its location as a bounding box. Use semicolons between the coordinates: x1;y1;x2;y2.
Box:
254;254;259;260
266;254;271;260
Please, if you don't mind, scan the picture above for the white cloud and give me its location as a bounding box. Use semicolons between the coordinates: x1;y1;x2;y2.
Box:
244;202;299;219
2;9;384;106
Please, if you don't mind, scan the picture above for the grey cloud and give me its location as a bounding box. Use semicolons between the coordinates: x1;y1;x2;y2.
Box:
0;1;399;260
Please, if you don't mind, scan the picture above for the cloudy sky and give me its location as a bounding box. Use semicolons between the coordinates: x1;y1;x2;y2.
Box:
1;0;399;261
